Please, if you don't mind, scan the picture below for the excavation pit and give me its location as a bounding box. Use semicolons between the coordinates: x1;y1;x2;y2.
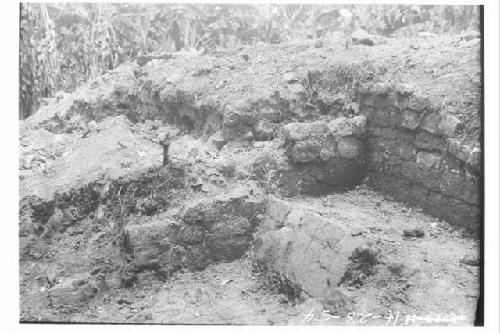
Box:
20;34;481;324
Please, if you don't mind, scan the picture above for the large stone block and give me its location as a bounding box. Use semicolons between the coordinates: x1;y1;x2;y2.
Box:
338;137;364;159
407;94;432;112
415;151;442;170
49;274;98;313
222;100;256;140
281;121;329;142
253;197;363;300
290;140;322;163
124;219;183;269
414;131;445;151
437;196;481;233
438;114;462;137
328;116;366;138
420;112;441;135
446;138;472;162
402;109;421;129
400;161;442;192
440;171;480;205
368;107;401;128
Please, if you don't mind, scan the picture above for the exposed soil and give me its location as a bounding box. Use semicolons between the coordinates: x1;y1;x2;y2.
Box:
23;34;481;145
19;33;481;325
21;188;478;325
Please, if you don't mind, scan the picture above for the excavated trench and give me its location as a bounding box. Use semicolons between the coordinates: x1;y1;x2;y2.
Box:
19;46;481;323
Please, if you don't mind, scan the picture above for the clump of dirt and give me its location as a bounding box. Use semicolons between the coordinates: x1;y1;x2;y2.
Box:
340;245;382;287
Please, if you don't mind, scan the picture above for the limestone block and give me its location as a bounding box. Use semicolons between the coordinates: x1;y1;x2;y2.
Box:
338;137;364;159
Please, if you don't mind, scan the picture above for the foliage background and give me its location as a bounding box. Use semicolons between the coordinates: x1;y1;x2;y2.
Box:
19;3;480;119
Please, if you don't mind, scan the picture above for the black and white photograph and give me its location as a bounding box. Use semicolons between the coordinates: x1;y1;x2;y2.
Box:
5;0;499;329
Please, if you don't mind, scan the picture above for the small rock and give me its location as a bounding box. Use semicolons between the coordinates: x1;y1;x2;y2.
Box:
352;29;374;46
466;147;481;174
30;251;43;259
208;131;227;150
350;228;364;237
417;31;436;38
194;287;203;298
395;83;415;96
415;151;441;169
288;83;304;95
462;30;481;41
447;139;472;162
314;40;324;48
370;81;392;95
220;279;233;286
324;288;352;312
403;228;425;238
117;296;133;305
283;72;298;84
215;80;227;90
46;267;57;286
242;131;254;141
460;253;480;266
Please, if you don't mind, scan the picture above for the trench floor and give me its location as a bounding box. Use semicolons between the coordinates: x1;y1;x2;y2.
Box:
26;186;478;325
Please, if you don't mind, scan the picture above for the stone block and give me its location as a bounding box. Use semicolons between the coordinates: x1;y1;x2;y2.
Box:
420;112;441;135
407;95;432;112
290;140;322;163
328;116;366;138
446;139;472;162
414;131;445;151
438;114;462;137
253;197;363;300
402;109;421;129
466;147;481;175
338;137;363;159
281;121;329;142
49;274;98;312
415;151;442;170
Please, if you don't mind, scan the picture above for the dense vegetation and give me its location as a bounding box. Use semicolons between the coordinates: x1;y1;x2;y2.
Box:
19;3;480;119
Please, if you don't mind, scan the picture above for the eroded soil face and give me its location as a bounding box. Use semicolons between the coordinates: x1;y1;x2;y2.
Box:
19;34;481;325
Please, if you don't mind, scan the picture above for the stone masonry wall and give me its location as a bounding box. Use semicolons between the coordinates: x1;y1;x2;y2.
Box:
275;116;367;196
357;82;481;233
